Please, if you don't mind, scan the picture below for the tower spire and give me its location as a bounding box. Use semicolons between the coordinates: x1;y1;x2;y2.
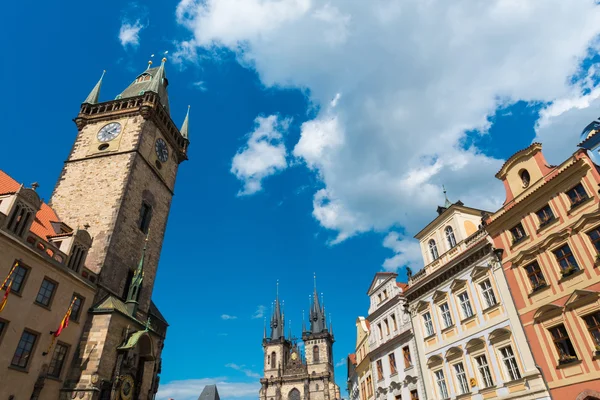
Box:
309;275;326;334
180;105;190;139
270;280;284;340
443;185;452;208
125;232;149;315
83;70;105;104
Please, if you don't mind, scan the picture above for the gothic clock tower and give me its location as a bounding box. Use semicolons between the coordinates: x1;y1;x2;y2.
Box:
53;58;190;399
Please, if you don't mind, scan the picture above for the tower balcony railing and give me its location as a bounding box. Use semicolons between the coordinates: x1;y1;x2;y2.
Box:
409;228;487;286
78;92;189;156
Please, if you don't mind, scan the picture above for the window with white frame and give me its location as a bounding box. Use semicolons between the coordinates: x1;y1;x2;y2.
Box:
479;280;497;308
458;291;474;319
423;312;435;336
429;239;439;260
434;370;449;399
445;226;457;248
475;355;494;388
499;346;521;381
440;302;453;328
454;362;469;394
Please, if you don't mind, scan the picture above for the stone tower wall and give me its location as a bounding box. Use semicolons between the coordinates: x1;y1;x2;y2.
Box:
305;338;332;375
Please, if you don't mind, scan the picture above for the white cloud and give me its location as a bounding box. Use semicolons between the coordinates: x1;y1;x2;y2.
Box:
335;358;346;367
192;80;208;91
252;305;266;319
226;363;262;379
231;115;290;196
177;0;600;267
119;20;145;48
221;314;237;320
382;232;424;273
157;377;260;400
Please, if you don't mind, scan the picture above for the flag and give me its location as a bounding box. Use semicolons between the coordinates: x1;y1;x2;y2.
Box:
0;278;14;313
55;297;77;337
1;261;18;289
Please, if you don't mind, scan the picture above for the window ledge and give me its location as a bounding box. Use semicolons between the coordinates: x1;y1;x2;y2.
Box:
441;324;455;333
8;365;30;373
456;392;472;399
558;268;584;283
482;302;501;313
510;235;529;249
479;385;497;393
556;358;581;368
568;196;593;214
33;301;52;311
423;333;436;341
528;283;551;297
460;314;476;324
537;217;558;232
389;372;398;377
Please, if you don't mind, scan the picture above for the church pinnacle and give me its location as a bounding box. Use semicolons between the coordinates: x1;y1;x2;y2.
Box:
270;281;285;340
181;105;190;139
83;70;105;104
125;233;148;315
309;274;326;334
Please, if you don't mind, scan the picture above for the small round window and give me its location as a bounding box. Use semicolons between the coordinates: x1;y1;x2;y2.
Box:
519;169;530;188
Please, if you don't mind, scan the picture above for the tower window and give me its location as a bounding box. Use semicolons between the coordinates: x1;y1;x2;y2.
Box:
313;345;320;362
271;351;276;369
429;239;439;260
139;202;153;234
519;169;531;188
445;226;456;248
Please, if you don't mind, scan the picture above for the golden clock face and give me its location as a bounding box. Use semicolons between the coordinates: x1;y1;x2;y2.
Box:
291;352;298;361
120;375;135;400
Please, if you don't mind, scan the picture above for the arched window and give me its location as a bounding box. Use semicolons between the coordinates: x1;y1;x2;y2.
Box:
519;169;531;188
271;352;276;369
429;240;439;260
445;226;456;249
289;389;301;400
313;345;320;363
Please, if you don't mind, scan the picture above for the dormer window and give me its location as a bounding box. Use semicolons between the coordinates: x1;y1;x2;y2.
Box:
445;226;456;248
67;244;87;273
429;240;439;261
519;169;531;188
7;203;34;237
510;223;527;245
136;74;152;83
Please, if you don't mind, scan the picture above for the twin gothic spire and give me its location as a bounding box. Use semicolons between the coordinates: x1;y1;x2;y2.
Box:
267;276;331;342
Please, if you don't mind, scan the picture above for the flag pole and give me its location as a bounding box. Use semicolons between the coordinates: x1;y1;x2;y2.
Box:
1;261;18;288
43;296;77;356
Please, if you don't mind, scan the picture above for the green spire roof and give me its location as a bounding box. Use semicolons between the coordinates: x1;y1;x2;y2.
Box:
443;185;452;208
181;105;190;139
126;235;148;314
117;58;170;114
83;70;105;104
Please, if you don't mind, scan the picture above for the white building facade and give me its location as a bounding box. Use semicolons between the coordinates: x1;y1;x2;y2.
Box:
405;201;549;400
367;273;425;400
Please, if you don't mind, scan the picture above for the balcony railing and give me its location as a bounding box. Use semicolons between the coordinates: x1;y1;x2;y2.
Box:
409;228;487;285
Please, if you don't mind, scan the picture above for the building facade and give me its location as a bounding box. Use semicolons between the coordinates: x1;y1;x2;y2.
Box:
354;317;373;400
347;353;359;400
259;284;341;400
405;199;548;400
486;142;600;399
366;272;423;400
0;57;190;399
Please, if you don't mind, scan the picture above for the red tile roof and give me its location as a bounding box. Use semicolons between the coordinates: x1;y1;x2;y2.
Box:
396;282;408;290
348;353;357;365
0;170;60;239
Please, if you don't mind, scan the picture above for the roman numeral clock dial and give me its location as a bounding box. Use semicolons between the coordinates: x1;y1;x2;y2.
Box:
155;138;169;163
97;122;122;142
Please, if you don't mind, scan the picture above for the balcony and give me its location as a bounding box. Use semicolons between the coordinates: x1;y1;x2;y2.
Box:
409;229;487;285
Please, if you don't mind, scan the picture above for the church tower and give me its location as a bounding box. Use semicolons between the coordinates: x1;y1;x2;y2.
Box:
50;58;189;314
56;58;190;400
259;280;340;400
263;285;292;381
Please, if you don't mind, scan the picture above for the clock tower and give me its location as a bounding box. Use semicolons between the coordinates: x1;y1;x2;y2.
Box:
52;58;190;399
50;58;189;314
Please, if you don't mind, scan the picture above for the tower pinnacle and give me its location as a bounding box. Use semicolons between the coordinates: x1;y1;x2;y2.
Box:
83;70;105;105
181;105;190;139
125;232;149;315
270;281;285;340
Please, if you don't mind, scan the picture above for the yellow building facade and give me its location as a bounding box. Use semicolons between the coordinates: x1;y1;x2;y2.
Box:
355;317;374;400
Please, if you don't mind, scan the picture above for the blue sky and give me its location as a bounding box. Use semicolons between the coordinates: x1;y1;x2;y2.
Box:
3;1;600;399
